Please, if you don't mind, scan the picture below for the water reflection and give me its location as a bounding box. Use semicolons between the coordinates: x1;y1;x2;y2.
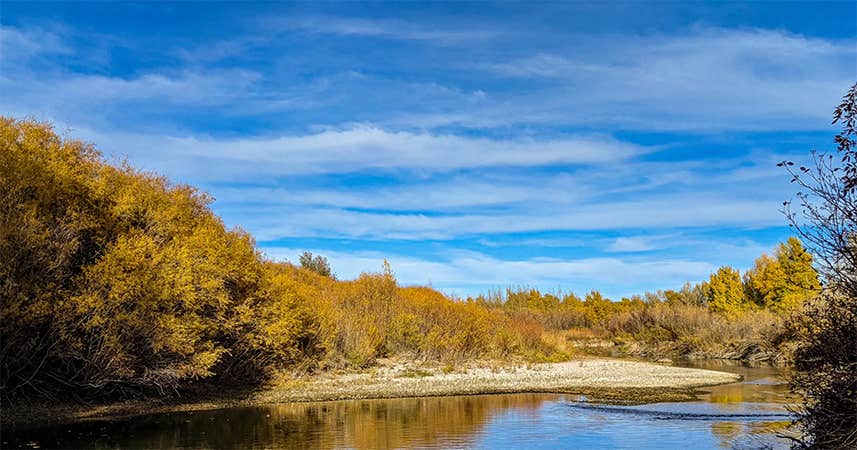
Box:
3;394;551;449
3;363;797;449
687;360;795;405
684;360;796;448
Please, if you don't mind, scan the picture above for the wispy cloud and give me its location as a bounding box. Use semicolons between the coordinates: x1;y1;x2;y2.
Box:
2;69;263;113
75;125;648;177
482;28;856;131
260;246;718;299
0;25;71;64
263;15;502;43
607;236;659;253
4;24;852;133
229;194;783;241
38;122;798;243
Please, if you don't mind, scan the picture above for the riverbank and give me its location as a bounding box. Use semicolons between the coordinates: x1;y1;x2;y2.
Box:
570;337;791;364
3;357;740;430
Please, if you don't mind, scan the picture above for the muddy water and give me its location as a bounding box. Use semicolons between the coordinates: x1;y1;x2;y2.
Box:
2;362;796;449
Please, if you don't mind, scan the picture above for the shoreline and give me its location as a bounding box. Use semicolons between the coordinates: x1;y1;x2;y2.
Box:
3;357;741;430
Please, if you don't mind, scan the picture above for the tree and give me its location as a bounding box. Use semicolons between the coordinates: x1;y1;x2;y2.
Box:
505;288;560;311
706;266;748;314
783;84;857;298
782;83;857;449
663;282;708;306
583;290;612;326
299;251;333;278
746;238;820;313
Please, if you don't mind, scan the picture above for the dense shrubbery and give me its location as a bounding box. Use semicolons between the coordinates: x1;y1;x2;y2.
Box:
0;118;553;403
0;118;277;399
473;285;793;362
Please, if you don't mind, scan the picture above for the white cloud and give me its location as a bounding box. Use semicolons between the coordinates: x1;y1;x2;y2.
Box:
3;24;852;133
212;180;587;211
227;193;782;241
261;246;717;299
0;26;70;63
2;69;263;114
45;123;795;241
607;237;657;253
483;28;856;130
264;15;501;43
72;125;648;177
477;237;588;248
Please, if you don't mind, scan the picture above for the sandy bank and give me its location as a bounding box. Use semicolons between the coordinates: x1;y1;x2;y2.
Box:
4;358;740;429
260;358;740;404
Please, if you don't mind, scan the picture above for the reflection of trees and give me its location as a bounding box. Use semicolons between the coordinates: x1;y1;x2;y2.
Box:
273;394;548;449
710;420;792;449
710;421;743;447
707;381;794;406
12;394;551;449
688;362;795;406
707;384;746;407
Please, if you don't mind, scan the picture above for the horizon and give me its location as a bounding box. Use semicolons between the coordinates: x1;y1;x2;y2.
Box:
2;1;855;299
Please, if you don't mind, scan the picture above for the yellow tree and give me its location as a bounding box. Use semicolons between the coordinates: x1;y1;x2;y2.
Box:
706;266;748;313
746;237;820;313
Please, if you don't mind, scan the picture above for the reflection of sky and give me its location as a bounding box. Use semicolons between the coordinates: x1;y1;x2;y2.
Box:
478;364;794;449
477;399;791;449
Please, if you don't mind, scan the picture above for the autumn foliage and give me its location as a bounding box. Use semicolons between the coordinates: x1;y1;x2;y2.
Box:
1;118;271;398
0;117;822;405
0;118;548;402
471;239;819;362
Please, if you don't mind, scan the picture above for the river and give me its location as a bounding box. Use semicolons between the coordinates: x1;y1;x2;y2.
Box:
2;361;797;449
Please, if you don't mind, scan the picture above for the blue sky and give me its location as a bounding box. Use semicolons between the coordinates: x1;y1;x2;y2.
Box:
2;2;855;299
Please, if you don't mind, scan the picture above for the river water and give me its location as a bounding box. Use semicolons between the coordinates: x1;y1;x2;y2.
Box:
3;361;797;449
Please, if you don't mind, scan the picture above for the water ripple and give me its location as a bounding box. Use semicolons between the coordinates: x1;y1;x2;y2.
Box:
566;402;793;421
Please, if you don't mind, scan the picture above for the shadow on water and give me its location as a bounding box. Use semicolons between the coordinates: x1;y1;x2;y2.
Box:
2;362;797;449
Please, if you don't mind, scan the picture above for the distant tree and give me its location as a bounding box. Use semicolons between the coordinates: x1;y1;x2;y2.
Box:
663;282;708;306
561;292;583;308
746;237;820;313
505;288;560;310
781;83;857;449
706;266;748;313
582;290;612;326
746;254;784;306
584;291;606;303
298;251;333;278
